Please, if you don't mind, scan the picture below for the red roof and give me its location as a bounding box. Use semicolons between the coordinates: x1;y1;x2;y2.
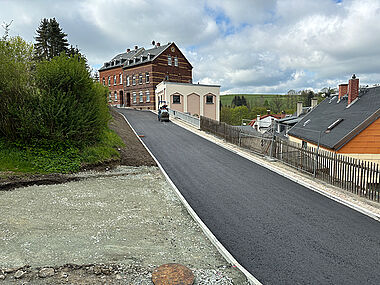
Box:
248;114;287;126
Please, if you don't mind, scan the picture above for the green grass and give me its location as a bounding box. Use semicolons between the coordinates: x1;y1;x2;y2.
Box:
0;129;125;174
220;93;286;107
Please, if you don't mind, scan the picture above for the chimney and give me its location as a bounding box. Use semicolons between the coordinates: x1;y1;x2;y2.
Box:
156;42;160;47
311;98;318;108
134;45;138;50
297;101;303;117
338;83;348;100
348;74;359;105
256;115;260;130
127;48;131;52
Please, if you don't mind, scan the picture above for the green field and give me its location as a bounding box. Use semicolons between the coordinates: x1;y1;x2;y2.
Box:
220;94;287;107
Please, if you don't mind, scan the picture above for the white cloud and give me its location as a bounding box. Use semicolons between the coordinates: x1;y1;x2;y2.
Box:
1;0;380;93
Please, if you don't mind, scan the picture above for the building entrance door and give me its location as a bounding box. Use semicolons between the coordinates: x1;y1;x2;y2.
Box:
127;92;131;107
120;90;124;107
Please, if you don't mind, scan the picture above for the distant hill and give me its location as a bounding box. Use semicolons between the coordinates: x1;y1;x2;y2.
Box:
220;94;287;107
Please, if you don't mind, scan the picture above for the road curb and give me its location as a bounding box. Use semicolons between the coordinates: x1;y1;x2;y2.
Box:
117;110;262;285
169;118;380;222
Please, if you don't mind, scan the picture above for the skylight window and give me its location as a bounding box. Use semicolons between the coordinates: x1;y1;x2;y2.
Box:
325;118;343;133
303;119;310;127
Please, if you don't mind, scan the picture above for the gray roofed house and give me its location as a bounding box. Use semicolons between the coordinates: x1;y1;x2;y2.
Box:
98;47;144;71
288;76;380;162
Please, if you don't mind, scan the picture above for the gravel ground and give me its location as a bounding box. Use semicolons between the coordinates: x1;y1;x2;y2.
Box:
0;166;249;284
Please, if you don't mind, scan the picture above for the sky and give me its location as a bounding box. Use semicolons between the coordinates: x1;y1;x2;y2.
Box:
1;0;380;94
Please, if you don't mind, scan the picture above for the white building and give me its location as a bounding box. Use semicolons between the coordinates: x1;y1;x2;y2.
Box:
155;81;220;121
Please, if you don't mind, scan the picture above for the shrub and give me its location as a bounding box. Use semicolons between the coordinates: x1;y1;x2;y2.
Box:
34;54;110;146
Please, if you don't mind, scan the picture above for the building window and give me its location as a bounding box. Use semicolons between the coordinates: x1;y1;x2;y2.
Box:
119;74;122;85
133;92;137;103
302;141;307;148
102;78;105;86
114;75;117;85
172;95;180;104
139;91;143;102
206;95;214;104
165;75;169;81
108;76;110;86
146;90;150;102
108;92;112;101
114;91;117;101
132;74;136;85
168;55;172;65
174;57;178;66
139;73;143;84
127;76;130;86
146;72;149;83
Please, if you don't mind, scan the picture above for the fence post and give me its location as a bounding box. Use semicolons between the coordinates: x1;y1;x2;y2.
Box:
313;131;321;178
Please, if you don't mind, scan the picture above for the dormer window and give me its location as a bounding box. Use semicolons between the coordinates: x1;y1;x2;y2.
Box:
168;55;172;66
147;53;151;60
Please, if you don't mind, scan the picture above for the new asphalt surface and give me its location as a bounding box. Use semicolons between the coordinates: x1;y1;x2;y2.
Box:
118;109;380;285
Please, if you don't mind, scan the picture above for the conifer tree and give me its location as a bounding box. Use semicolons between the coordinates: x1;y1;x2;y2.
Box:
34;18;49;60
34;18;69;60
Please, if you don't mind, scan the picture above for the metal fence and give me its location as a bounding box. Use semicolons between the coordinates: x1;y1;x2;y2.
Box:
200;116;380;202
169;109;200;129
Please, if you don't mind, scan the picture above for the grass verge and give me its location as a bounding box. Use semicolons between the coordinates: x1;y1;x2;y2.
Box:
0;129;125;174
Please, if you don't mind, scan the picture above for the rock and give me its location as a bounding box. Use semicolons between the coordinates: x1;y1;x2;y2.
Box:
115;274;122;280
0;274;5;280
59;272;68;278
101;267;111;275
14;270;25;279
38;267;55;278
4;267;20;273
94;265;102;275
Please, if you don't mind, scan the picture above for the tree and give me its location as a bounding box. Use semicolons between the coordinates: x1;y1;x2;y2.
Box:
1;20;13;41
34;18;69;61
270;95;283;113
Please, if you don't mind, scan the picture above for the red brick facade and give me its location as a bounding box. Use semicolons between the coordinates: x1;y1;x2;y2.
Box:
99;67;124;106
99;42;192;109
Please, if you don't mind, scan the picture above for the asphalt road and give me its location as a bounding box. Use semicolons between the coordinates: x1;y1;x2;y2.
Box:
118;109;380;285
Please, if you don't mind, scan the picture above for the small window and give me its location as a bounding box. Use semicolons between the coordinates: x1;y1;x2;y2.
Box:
108;92;112;102
127;76;130;86
139;73;143;84
133;92;137;103
168;55;172;66
114;91;117;101
174;57;178;67
119;74;122;85
302;141;307;148
206;95;214;104
102;78;105;86
146;72;149;83
139;91;143;102
165;75;169;81
132;74;136;85
173;95;180;104
108;76;110;86
146;90;150;102
114;75;117;85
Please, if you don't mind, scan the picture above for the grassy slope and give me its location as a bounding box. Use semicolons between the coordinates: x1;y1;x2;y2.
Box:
0;129;125;174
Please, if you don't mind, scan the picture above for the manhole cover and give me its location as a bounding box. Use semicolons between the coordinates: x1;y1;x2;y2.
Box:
152;263;194;285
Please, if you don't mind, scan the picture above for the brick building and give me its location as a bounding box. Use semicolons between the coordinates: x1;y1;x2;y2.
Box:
99;42;192;109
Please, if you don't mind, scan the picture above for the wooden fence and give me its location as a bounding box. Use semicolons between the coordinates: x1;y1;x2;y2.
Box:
200;116;380;202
